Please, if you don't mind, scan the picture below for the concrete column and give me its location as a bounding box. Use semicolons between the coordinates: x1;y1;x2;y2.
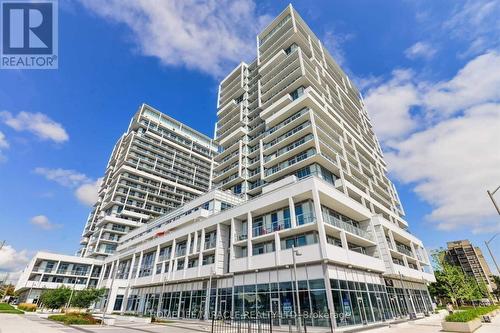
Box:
247;212;253;270
289;197;297;228
152;244;161;279
168;239;176;280
312;189;328;258
128;254;136;280
214;224;222;274
135;251;143;279
229;219;236;260
340;230;349;250
274;231;281;266
388;230;397;251
322;262;337;329
193;230;199;254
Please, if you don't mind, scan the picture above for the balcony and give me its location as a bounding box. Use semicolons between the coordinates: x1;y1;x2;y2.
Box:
252;218;292;237
204;240;216;250
295;213;316;226
396;244;414;257
176;248;186;257
323;213;373;241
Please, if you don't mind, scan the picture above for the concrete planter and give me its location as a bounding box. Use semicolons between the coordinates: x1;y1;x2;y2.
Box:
441;319;482;333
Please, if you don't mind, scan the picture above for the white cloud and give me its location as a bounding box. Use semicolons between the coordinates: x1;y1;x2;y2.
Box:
323;30;354;67
34;167;100;206
0;245;30;284
385;103;500;232
30;215;60;230
0;131;8;149
423;51;500;116
364;51;500;142
79;0;271;77
405;41;436;60
443;0;500;57
364;69;420;142
0;111;69;143
34;167;91;187
75;178;102;206
363;51;500;233
0;131;8;163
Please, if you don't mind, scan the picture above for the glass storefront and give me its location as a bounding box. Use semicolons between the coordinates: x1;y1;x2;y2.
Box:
123;276;432;328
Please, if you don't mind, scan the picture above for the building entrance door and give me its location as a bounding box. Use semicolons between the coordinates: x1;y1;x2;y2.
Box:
271;298;280;326
357;297;368;325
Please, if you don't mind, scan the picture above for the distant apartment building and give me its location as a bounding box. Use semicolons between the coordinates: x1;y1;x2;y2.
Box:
15;252;103;304
79;104;218;258
17;5;436;330
446;240;496;292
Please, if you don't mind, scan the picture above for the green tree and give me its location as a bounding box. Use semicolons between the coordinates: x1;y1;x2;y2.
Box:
71;288;106;308
429;249;469;306
40;287;71;310
0;284;15;298
492;275;500;299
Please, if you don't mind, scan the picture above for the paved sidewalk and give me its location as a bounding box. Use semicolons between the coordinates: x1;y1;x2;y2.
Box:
363;310;500;333
0;313;75;333
2;311;499;333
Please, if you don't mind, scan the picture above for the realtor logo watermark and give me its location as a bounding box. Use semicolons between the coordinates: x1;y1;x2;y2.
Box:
1;0;58;69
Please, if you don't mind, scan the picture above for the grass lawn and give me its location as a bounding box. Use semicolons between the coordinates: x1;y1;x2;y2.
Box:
446;305;499;322
0;303;24;314
48;313;101;325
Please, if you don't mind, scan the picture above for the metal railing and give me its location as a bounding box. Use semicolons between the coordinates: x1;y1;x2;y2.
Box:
322;213;373;241
396;245;413;257
252;218;292;237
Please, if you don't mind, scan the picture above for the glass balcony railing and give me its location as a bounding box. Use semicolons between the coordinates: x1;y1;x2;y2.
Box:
204;240;217;249
252;218;292;237
295;213;315;226
176;248;186;257
322;213;373;241
396;245;414;257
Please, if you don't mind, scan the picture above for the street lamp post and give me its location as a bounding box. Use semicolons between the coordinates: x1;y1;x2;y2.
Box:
487;186;500;215
66;277;80;309
291;246;302;332
157;268;168;316
486;186;500;275
485;233;499;275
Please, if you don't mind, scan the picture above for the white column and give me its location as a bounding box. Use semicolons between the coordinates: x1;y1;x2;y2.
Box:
168;239;176;280
247;212;253;270
152;244;161;279
230;219;236;260
312;189;328;258
289;197;297;228
135;251;143;279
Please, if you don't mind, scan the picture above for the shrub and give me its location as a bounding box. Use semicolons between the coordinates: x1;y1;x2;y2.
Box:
48;313;100;325
445;305;499;322
18;303;37;312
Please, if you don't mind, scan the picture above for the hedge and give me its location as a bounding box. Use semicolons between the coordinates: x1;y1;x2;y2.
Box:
48;313;101;325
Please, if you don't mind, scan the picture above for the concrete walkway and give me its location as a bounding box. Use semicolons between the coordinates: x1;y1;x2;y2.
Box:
363;310;500;333
1;311;499;333
0;313;75;333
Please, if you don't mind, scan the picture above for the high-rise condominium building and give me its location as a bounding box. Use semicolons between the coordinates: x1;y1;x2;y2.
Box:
17;6;436;330
79;104;218;258
214;7;405;229
446;240;496;292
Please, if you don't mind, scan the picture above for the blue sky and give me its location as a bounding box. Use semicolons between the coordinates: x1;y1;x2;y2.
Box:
0;0;499;282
